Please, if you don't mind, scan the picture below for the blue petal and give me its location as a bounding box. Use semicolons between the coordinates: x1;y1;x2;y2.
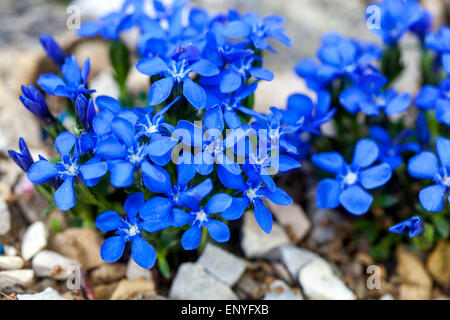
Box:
436;99;450;126
220;71;242;93
339;185;373;215
100;236;126;263
183;78;206;110
224;110;241;129
61;55;81;86
284;94;313;125
360;163;392;190
140;196;173;221
311;152;345;174
177;157;196;188
37;74;65;94
96;211;124;232
80;161;108;181
180;178;213;206
217;165;245;190
207;220;230;243
223;20;250;38
173;120;204;147
436;137;450;169
205;193;233;214
148;77;174;106
96;95;121;113
254;199;273;234
145;136;178;157
111;118;135;147
339;87;364;114
136;56;167;76
385;93;411;115
408;151;439;179
78;21;103;37
131;236;156;269
249;68;274;81
172;208;192;227
278;155;301;172
369;126;391;144
190;59;220;77
442;53;450;74
352;139;379;169
27;160;58;184
194;152;214;175
54;177;76;211
316;178;341;209
55;132;76;157
419;184;446;212
181;226;202;250
110;160;135;188
203;105;224;134
221;197;249;220
267;188;293;206
141;162;172;194
414;85;439;110
124;192;145;222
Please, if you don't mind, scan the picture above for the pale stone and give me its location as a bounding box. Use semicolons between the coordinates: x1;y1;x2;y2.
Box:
110;278;156;300
0;196;11;236
0;256;24;270
0;269;34;290
266;201;311;242
126;259;152;281
264;280;303;300
426;240;450;287
21;221;48;261
18;287;65;300
90;263;127;285
31;250;80;280
266;245;318;278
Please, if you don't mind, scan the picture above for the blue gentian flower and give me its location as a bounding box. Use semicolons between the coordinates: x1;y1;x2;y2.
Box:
367;0;423;44
410;7;432;41
136;56;219;110
96;193;157;269
370;126;420;170
39;35;65;67
425;26;450;74
20;84;55;123
416;112;431;148
389;216;424;238
27;132;108;210
8;138;34;172
408;137;450;212
340;73;411;116
294;58;328;91
315;33;381;84
312;139;393;215
220;175;293;234
223;13;292;52
283;90;336;134
75;95;96;130
415;78;450;126
37;55;95;101
168;193;234;250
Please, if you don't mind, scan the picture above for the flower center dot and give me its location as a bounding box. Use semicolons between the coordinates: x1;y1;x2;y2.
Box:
195;210;208;223
343;171;358;185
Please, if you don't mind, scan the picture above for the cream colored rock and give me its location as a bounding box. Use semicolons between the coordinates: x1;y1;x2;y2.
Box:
90;263;127;285
0;269;35;290
0;196;11;236
110;278;156;300
0;256;24;270
426;240;450;287
31;250;80;280
266;201;311;242
21;221;48;261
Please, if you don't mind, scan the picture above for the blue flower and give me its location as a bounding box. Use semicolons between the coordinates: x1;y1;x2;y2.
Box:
20;84;55;123
370;126;420;170
389;216;424;238
96;193;157;269
27;132;108;210
220;175;293;234
367;0;424;44
340;72;411;116
312;139;393;215
75;95;96;130
168;193;234;250
415;78;450;126
37;55;95;101
283;90;336;134
408;137;450;212
136;56;219;110
223;13;292;52
8;138;34;172
39;35;65;67
425;26;450;74
410;7;432;41
315;33;381;84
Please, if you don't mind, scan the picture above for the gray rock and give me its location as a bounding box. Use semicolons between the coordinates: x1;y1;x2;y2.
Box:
266;245;318;279
17;287;65;300
198;244;246;287
0;256;24;270
31;250;80;280
21;221;48;261
0;269;34;290
298;259;356;300
266;201;311;242
264;280;303;300
0;196;11;236
170;263;238;300
126;259;152;281
241;212;290;259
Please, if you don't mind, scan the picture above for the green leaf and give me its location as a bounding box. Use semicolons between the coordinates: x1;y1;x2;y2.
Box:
431;215;450;239
373;194;399;208
50;216;62;233
157;252;171;279
110;40;130;89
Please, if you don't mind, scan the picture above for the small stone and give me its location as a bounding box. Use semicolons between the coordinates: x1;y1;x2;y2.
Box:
298;259;356;300
126;259;152;281
31;250;79;280
308;209;342;246
50;228;103;270
93;282;119;300
90;263;127;285
198;244;246;287
235;274;263;299
264;280;303;300
266;202;311;242
110;278;156;300
399;283;431;300
266;245;318;279
21;221;48;260
426;240;450;287
0;256;24;270
379;294;395;300
0;197;11;236
170;263;238;300
0;269;34;290
241;211;290;259
17;287;65;300
3;245;17;256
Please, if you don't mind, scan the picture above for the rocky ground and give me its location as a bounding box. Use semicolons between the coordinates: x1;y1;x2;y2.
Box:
0;0;449;300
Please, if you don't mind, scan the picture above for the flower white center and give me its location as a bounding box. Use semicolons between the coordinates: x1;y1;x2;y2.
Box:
195;210;208;223
343;171;358;185
126;225;139;237
66;164;78;175
246;188;258;200
147;125;158;134
129;154;142;164
443;176;450;187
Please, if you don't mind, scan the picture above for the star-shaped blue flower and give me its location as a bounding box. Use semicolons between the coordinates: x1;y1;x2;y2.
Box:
425;26;450;74
415;77;450;127
389;216;424;238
